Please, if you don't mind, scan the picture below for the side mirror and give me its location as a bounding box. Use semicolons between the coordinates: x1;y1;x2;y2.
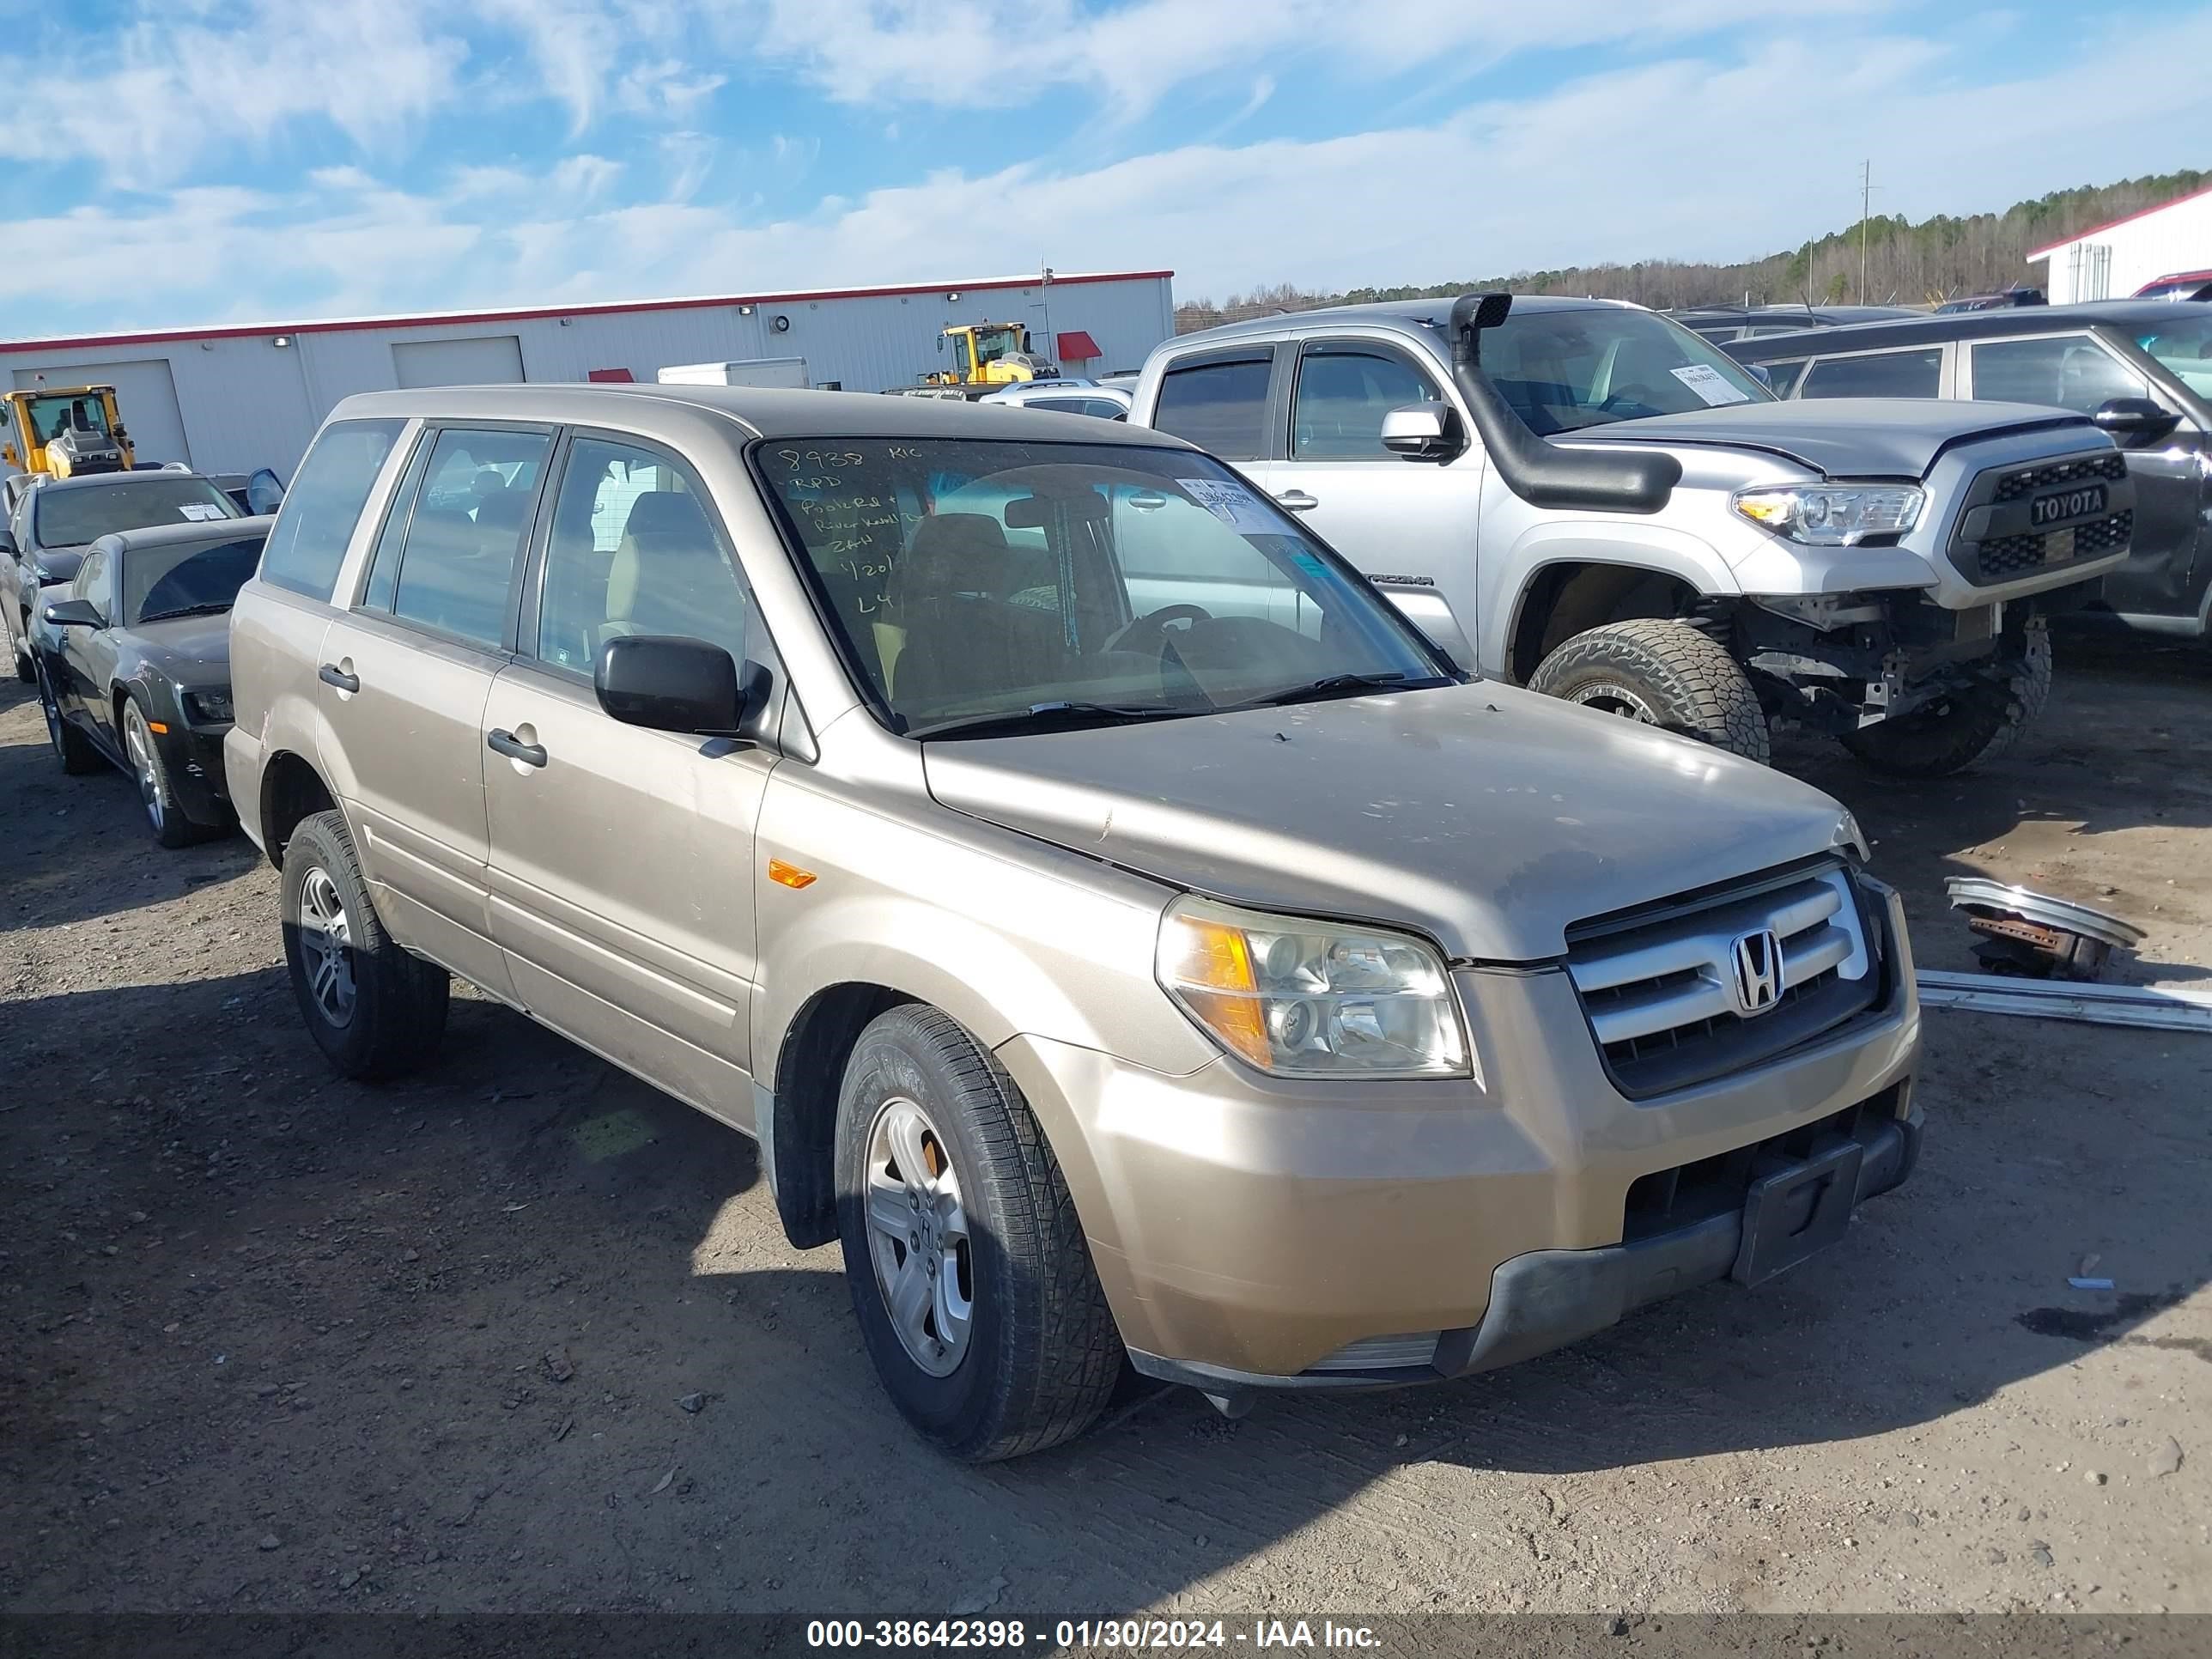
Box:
1380;403;1466;462
43;598;104;629
246;467;285;514
2092;397;2181;449
1746;364;1774;388
595;635;769;737
1;444;15;466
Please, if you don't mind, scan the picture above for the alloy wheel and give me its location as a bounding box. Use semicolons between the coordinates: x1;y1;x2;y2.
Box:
295;866;357;1028
1569;680;1662;724
863;1095;974;1376
36;665;64;755
124;707;164;832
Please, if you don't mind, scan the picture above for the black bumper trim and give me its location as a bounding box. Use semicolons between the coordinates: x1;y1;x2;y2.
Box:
1128;1105;1921;1401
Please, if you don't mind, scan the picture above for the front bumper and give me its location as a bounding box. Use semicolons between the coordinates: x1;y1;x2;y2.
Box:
163;723;234;825
994;885;1920;1386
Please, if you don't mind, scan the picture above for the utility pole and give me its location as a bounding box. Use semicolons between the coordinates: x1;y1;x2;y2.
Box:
1859;160;1874;306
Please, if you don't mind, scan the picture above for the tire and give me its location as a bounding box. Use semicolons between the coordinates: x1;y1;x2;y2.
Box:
834;1005;1121;1462
279;809;451;1080
1839;616;2051;779
1528;618;1771;765
122;696;204;849
13;620;34;685
36;659;100;775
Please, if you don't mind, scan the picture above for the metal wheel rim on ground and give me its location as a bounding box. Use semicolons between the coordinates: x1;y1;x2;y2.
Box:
863;1094;974;1376
296;866;357;1028
124;707;164;831
1568;680;1662;724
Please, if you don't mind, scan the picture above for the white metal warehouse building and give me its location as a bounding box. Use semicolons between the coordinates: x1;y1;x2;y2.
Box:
0;268;1175;480
2029;183;2212;304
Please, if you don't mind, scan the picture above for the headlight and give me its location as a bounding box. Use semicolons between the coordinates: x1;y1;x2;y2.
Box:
1732;484;1923;545
1156;896;1473;1080
183;687;233;723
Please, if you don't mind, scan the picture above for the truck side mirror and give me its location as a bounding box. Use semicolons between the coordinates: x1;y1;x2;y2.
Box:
2092;397;2181;449
246;468;285;514
44;597;105;629
1381;404;1466;462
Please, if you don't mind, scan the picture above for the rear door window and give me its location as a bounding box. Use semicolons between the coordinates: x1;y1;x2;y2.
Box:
386;428;550;649
258;418;405;599
1151;352;1274;460
1967;335;2147;412
1798;348;1943;399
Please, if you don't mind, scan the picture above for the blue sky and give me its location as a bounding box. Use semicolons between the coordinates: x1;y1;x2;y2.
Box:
1;0;2204;336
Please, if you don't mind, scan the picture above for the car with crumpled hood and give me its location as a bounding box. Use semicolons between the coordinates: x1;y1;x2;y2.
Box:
223;385;1922;1459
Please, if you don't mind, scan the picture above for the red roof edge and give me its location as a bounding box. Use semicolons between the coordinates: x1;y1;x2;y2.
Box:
2027;181;2212;261
0;270;1177;357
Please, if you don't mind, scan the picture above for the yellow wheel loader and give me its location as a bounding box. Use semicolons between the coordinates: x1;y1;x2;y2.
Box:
3;386;134;478
892;323;1061;399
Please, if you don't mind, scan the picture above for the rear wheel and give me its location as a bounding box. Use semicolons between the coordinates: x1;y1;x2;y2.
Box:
280;809;451;1080
1528;618;1771;764
12;618;34;684
835;1005;1121;1462
1840;617;2051;778
36;659;100;775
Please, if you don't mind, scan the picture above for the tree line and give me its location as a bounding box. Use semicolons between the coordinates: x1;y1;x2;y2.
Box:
1173;169;2209;332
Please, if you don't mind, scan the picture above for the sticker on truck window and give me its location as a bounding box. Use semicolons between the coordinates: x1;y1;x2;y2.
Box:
177;502;226;521
1668;364;1753;407
1176;477;1277;533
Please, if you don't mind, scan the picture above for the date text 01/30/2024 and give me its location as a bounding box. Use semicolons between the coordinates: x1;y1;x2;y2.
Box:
805;1620;1384;1650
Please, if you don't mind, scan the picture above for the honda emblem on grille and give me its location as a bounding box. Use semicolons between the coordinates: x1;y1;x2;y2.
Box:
1730;929;1784;1016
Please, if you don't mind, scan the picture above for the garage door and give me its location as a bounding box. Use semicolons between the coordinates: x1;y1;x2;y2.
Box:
391;336;526;389
12;359;191;467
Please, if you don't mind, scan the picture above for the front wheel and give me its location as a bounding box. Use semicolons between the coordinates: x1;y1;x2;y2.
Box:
835;1005;1121;1462
1840;617;2052;778
280;809;451;1080
1528;618;1771;764
123;697;204;849
36;660;100;775
12;621;34;685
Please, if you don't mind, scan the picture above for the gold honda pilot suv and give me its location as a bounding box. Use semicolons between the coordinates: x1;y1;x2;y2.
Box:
226;386;1922;1461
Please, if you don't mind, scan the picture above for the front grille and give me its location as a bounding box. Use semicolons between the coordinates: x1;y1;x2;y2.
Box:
1990;452;2126;501
1566;863;1882;1099
1954;450;2135;586
1620;1085;1905;1242
1977;509;2132;580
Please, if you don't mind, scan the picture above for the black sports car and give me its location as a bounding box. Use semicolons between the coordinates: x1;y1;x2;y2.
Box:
33;516;272;847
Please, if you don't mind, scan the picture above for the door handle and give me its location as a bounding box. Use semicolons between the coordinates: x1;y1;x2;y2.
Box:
487;728;547;768
1274;489;1320;511
318;663;359;693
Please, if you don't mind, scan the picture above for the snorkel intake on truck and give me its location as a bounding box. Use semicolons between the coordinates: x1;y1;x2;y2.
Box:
1447;292;1680;515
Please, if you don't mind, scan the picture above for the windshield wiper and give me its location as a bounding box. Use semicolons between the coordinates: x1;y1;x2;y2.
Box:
908;701;1191;741
1225;671;1445;710
136;602;234;623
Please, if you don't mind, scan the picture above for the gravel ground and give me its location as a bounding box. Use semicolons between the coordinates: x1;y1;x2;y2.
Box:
1;640;2207;1619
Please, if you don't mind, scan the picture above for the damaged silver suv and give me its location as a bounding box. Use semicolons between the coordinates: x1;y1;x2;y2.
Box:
225;385;1921;1459
1133;293;2137;775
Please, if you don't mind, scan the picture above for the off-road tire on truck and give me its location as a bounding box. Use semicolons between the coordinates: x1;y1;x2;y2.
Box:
835;1005;1122;1462
279;810;451;1081
1528;618;1771;765
1839;616;2052;779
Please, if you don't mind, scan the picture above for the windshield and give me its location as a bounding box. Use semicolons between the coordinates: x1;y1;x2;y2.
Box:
21;392;112;445
973;326;1024;365
1485;308;1773;434
33;477;239;548
124;534;265;625
2131;314;2212;399
757;438;1450;736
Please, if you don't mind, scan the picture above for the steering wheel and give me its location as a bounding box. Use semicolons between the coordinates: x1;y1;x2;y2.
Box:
1599;383;1662;413
1104;603;1212;655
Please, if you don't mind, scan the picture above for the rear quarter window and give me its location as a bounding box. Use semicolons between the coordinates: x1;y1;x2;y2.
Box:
258;418;405;600
1151;354;1273;460
1798;349;1942;400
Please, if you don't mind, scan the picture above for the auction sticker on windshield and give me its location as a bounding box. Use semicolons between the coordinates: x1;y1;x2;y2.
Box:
178;503;227;521
1178;477;1277;533
1668;364;1753;407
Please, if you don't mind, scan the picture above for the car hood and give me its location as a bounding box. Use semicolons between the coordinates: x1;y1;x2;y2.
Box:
27;544;90;584
1568;398;2096;480
132;611;232;672
921;682;1852;962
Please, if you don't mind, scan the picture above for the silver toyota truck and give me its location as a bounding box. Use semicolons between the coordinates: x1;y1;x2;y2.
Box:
1132;293;2139;775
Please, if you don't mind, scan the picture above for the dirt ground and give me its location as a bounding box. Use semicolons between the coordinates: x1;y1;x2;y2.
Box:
2;638;2208;1620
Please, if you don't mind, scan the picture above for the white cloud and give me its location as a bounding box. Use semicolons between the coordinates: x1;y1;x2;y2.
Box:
3;8;2208;332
